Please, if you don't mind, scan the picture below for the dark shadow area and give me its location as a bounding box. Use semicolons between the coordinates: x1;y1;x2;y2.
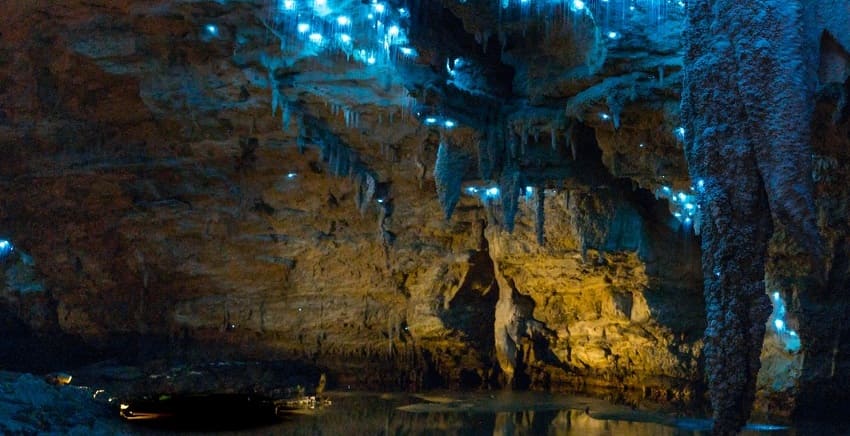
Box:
119;393;285;432
0;310;112;373
440;250;499;358
793;76;850;420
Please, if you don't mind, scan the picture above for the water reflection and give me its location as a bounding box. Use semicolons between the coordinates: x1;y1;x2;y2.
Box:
254;391;794;436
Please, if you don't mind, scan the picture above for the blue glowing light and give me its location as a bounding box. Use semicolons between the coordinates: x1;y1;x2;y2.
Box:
466;187;478;194
677;192;686;202
525;186;533;194
286;172;297;179
662;186;671;193
297;23;310;33
0;239;12;259
639;143;645;148
400;47;415;56
675;126;686;140
607;31;619;39
282;0;296;10
486;187;500;197
377;198;385;203
373;3;385;13
337;16;351;26
770;291;801;352
424;117;437;124
571;0;585;11
339;33;352;43
308;33;324;44
444;120;456;128
205;24;219;36
387;25;400;37
367;55;376;65
600;113;611;120
314;0;326;6
684;203;695;210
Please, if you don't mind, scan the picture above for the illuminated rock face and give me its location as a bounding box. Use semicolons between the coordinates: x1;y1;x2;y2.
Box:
0;0;848;422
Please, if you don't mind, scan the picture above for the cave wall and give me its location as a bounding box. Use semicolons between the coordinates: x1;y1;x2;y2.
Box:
0;0;709;399
0;0;847;421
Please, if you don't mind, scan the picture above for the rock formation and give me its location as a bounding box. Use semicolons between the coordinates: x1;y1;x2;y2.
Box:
0;0;848;430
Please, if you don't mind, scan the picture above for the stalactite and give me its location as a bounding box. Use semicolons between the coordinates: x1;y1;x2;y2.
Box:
484;122;504;179
477;133;492;180
564;122;576;160
520;128;528;156
682;1;822;433
296;114;305;153
282;102;291;131
550;128;557;151
433;141;469;219
509;131;518;159
499;167;520;232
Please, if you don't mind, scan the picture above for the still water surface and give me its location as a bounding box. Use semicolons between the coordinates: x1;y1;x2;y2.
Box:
135;390;842;435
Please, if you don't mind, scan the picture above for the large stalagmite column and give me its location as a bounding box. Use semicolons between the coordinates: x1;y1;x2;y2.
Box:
682;1;820;434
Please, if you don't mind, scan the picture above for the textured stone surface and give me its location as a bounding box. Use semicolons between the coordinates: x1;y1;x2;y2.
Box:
683;0;850;432
0;0;848;427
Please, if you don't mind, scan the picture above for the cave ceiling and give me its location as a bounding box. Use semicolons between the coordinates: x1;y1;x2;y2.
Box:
0;0;694;224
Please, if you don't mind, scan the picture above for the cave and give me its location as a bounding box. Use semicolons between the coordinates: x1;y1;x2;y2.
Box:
1;0;849;434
